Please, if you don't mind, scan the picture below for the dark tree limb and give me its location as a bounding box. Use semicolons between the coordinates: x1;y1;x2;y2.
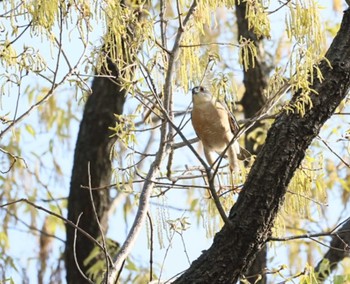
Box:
174;9;350;284
65;1;145;281
65;49;126;283
315;218;350;282
235;2;269;283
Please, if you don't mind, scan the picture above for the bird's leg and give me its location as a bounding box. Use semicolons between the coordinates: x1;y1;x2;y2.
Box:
233;141;243;160
227;145;239;173
204;147;217;171
227;144;241;183
203;147;227;199
204;147;224;187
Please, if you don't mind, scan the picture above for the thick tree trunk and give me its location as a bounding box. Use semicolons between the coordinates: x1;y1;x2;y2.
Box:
65;1;144;280
174;9;350;284
65;52;126;283
235;2;269;283
315;218;350;282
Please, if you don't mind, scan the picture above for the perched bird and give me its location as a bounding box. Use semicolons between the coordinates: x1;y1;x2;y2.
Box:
191;86;246;173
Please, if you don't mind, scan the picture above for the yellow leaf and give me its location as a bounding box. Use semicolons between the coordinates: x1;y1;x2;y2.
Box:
25;124;36;137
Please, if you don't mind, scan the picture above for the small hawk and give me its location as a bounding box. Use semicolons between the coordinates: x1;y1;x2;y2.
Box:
191;86;247;173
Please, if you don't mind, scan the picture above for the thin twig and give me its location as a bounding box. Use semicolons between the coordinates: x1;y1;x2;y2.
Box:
147;212;154;282
287;189;328;207
51;3;64;87
2;207;65;243
330;216;350;233
73;213;94;284
159;0;167;48
115;259;126;283
0;147;27;174
0;199;104;250
6;21;32;47
207;171;231;225
0;13;90;139
87;162;112;274
179;42;240;48
166;148;175;181
317;135;350;168
269;229;350;246
200;57;215;86
175;0;183;30
267;0;292;14
158;226;176;282
176;231;191;265
106;2;198;282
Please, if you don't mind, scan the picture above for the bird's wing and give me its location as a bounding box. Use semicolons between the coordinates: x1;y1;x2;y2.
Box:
219;100;239;135
220;100;252;160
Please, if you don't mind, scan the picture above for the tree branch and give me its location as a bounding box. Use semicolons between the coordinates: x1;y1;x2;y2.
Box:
105;2;198;283
315;217;350;282
174;8;350;284
235;0;270;281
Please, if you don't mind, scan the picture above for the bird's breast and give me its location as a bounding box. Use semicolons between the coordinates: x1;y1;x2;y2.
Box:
191;102;232;151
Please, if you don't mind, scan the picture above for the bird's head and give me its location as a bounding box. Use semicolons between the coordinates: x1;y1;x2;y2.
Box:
192;86;212;104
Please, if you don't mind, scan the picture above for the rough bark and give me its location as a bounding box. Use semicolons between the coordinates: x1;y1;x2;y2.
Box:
235;2;269;283
236;1;269;151
174;9;350;284
315;218;350;281
65;50;126;283
64;1;145;280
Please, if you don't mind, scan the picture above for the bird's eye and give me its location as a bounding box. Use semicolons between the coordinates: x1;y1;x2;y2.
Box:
192;86;206;94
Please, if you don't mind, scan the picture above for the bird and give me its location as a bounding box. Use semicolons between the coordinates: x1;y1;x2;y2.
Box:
191;85;247;174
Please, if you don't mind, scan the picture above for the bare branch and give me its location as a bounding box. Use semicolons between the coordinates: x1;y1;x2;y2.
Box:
0;199;104;250
317;135;350;168
87;162;112;274
0;147;27;174
73;213;94;284
147;212;154;282
105;2;199;282
269;229;350;243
